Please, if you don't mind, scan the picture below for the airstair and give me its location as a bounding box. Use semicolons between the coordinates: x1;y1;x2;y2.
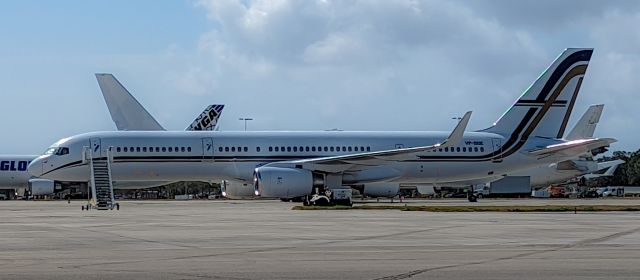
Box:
83;146;118;210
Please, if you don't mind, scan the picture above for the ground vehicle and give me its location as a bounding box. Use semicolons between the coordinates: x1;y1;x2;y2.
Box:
473;176;531;198
598;187;624;197
0;194;6;200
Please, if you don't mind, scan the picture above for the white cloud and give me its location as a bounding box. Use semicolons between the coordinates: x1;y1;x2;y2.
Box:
175;0;640;151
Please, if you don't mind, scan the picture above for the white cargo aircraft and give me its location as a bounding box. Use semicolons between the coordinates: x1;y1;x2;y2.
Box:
28;48;616;204
0;74;224;196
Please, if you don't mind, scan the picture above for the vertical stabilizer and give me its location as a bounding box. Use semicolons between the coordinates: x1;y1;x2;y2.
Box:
483;48;593;140
95;73;165;131
565;104;604;140
186;105;225;131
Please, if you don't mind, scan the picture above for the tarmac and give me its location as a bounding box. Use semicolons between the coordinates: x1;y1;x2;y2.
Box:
1;199;640;279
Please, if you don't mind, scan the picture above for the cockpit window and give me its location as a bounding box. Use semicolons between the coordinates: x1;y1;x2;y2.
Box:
56;147;69;155
44;147;57;155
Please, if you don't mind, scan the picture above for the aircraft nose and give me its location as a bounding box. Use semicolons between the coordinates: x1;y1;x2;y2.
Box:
28;157;44;177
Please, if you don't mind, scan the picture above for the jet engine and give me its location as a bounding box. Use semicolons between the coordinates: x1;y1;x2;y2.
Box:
28;179;55;196
253;167;322;198
362;183;400;198
221;180;256;199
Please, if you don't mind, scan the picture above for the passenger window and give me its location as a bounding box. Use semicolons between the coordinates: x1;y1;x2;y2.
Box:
117;147;121;152
187;147;192;152
366;147;371;152
463;147;466;152
281;146;285;152
225;147;229;152
269;147;273;152
219;147;223;152
293;146;298;152
312;147;316;152
474;147;478;152
161;147;166;152
244;147;248;152
149;147;153;152
136;147;140;152
275;147;279;152
237;147;242;152
299;146;304;152
155;147;160;152
342;146;346;152
480;147;485;152
256;147;260;152
143;147;147;152
287;147;292;152
305;147;310;152
124;147;128;152
330;147;334;152
168;147;173;152
231;147;236;152
360;147;365;152
324;147;328;152
348;147;352;152
335;146;340;152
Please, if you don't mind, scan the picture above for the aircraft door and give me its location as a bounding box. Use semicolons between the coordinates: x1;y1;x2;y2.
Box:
90;138;102;158
202;137;214;162
491;138;502;163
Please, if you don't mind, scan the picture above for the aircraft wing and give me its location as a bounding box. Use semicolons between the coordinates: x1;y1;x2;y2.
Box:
267;111;471;173
527;138;617;158
96;73;165;131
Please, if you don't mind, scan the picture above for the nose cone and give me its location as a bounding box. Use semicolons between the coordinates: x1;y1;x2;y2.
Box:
28;156;44;177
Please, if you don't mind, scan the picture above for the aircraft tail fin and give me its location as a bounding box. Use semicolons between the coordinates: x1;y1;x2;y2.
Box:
95;73;165;131
565;104;604;140
186;105;225;131
482;48;593;140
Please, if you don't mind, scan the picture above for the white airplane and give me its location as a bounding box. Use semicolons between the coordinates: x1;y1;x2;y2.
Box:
226;104;620;199
0;74;225;197
28;48;616;205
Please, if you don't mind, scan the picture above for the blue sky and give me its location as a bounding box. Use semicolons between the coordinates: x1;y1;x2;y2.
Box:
1;0;639;154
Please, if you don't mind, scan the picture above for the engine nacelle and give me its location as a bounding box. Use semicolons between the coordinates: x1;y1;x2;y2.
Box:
254;167;320;198
362;183;400;198
221;180;256;199
29;179;55;196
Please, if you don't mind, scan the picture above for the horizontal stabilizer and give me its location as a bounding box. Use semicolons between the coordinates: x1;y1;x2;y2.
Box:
528;138;617;158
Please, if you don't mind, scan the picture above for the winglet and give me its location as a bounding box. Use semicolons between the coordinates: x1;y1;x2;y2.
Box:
441;111;471;147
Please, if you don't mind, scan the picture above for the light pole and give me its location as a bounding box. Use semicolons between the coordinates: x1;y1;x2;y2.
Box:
238;118;253;131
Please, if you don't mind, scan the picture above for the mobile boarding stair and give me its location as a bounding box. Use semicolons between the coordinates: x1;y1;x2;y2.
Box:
82;146;119;211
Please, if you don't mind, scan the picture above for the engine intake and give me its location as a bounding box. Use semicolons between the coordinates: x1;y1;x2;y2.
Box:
29;179;55;196
254;167;322;198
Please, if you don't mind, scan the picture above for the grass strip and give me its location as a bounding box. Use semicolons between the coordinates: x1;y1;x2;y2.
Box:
292;205;640;212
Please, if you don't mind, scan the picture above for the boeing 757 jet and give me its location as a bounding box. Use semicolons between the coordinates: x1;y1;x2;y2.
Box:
29;48;616;206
